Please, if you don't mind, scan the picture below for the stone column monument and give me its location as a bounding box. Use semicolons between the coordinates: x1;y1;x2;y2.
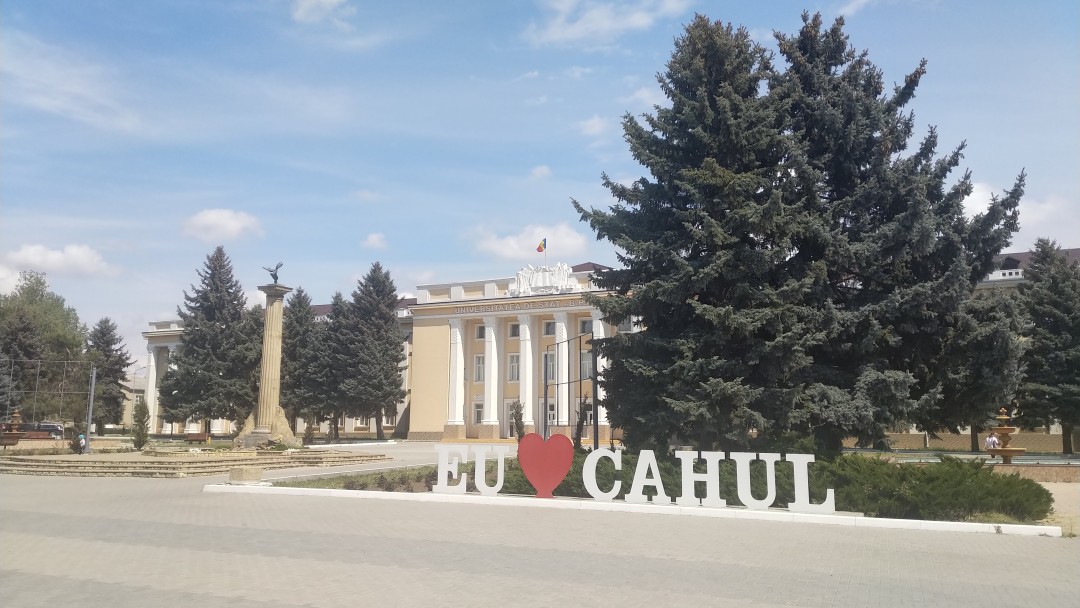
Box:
237;266;301;448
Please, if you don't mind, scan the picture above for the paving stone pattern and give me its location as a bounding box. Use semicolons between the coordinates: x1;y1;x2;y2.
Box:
1;443;1077;608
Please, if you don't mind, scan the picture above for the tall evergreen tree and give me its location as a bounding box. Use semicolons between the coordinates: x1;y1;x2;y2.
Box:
282;287;329;432
86;317;134;435
574;13;1022;453
322;291;357;442
159;247;259;432
1017;239;1080;454
938;291;1025;451
350;263;407;440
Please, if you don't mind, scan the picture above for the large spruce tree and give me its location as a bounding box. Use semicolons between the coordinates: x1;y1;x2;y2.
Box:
86;317;134;435
574;13;1022;453
159;247;261;431
938;291;1025;451
1017;239;1080;454
281;287;330;432
350;263;407;440
322;291;357;442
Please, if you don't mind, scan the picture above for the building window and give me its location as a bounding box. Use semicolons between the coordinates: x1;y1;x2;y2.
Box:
543;321;556;336
580;350;593;379
509;323;520;338
474;355;485;382
474;403;483;425
579;319;593;335
507;354;520;382
543;352;556;382
475;324;486;340
578;403;594;426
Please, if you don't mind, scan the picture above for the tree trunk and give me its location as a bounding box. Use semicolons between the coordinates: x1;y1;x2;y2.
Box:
970;426;980;452
328;415;339;444
374;409;385;441
1063;423;1075;455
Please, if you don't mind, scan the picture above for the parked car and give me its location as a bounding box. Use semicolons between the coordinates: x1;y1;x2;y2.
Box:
33;422;64;439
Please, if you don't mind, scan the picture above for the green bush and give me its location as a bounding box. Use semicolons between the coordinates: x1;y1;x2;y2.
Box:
813;455;1053;522
498;451;1051;522
132;402;149;450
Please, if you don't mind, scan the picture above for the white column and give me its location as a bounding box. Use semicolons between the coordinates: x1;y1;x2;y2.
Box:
145;346;158;433
591;310;609;424
517;314;534;427
447;319;465;426
482;316;501;427
554;312;569;425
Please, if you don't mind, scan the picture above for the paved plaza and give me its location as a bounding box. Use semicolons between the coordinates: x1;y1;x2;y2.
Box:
1;443;1077;608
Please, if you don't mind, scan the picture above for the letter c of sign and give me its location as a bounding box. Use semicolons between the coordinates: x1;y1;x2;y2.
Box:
583;448;621;501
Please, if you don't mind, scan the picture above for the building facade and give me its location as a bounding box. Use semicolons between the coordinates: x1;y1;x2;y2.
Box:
407;262;616;442
141;298;414;437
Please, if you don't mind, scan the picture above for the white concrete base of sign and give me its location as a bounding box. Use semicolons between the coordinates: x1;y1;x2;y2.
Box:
201;484;1063;537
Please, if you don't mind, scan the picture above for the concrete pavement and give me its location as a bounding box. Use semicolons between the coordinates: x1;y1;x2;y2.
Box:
1;443;1077;608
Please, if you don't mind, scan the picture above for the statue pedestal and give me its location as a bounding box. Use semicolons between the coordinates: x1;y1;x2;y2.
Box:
233;282;301;449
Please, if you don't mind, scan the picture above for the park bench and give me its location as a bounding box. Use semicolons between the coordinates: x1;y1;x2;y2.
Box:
184;432;210;444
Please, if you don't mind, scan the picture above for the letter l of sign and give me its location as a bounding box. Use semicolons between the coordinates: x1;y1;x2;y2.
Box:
784;454;836;514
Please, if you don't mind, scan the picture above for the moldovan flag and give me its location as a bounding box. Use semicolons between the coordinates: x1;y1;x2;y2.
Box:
536;238;547;253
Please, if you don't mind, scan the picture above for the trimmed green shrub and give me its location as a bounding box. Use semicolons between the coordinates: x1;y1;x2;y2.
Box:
813;455;1053;522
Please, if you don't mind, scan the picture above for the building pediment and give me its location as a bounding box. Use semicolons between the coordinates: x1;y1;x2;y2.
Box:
509;263;579;297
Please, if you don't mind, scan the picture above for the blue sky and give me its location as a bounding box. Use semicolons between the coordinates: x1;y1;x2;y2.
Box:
2;0;1078;367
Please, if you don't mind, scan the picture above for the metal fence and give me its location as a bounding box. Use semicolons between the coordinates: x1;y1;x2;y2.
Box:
1;358;95;425
540;331;600;448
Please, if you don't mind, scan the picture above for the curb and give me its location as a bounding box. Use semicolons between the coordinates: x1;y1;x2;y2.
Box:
202;483;1063;537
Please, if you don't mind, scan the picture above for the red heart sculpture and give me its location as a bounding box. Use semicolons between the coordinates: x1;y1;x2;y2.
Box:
517;433;574;498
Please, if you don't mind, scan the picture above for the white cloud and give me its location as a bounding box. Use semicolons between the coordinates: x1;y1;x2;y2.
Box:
564;66;593;79
1;31;142;133
292;0;354;25
962;182;995;218
4;244;116;277
1013;192;1076;250
962;185;1077;252
362;232;388;249
524;0;691;48
473;223;588;261
289;0;393;51
530;165;553;179
838;0;874;16
182;209;264;242
526;95;550;105
353;189;384;202
621;86;665;107
514;70;541;81
244;288;265;308
0;263;21;294
577;114;609;136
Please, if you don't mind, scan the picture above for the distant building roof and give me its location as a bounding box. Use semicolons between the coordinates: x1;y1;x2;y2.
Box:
572;262;613;273
994;248;1080;270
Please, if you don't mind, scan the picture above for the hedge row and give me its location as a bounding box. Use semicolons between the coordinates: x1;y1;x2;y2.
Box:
464;453;1053;522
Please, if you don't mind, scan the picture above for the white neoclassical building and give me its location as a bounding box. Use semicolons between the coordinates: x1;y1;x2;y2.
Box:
406;262;619;442
140;261;620;441
141;302;414;437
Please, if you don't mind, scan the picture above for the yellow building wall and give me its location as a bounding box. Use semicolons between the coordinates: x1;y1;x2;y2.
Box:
408;317;450;439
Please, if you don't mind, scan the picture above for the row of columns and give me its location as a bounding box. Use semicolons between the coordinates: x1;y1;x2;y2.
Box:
446;310;609;438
